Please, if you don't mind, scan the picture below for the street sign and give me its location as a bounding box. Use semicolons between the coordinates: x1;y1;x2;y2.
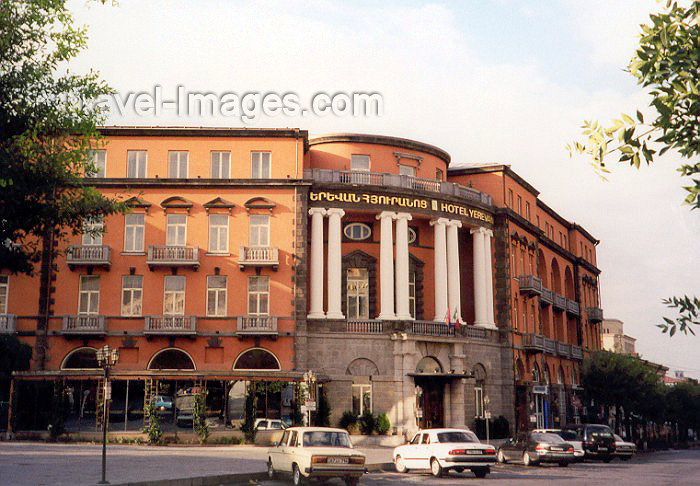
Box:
105;382;112;400
305;400;317;411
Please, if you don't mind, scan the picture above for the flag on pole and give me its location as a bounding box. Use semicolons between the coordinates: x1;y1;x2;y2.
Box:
445;306;451;326
453;308;460;329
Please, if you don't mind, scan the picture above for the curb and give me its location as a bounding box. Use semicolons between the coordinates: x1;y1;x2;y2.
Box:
108;472;268;486
367;462;395;473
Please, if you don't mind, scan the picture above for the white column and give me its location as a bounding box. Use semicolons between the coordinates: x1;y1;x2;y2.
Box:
484;229;496;327
446;220;463;323
307;208;326;319
431;218;449;321
395;212;413;320
471;227;488;327
377;211;396;320
326;208;345;319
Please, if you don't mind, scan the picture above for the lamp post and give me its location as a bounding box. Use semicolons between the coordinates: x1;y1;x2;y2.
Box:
302;370;316;426
96;345;119;485
484;395;491;445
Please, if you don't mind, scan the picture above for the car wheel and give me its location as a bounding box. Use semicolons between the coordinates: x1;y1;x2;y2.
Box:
559;462;569;467
454;467;465;473
523;452;537;466
497;450;507;463
267;459;275;479
292;464;304;486
472;467;489;478
603;458;612;463
394;455;408;473
344;478;359;486
430;458;443;477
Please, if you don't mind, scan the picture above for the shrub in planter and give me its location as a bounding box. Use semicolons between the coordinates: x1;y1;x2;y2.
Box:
338;410;358;432
359;410;376;435
376;413;391;435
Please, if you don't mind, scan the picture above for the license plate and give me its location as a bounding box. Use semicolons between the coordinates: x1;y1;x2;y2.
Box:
598;447;607;451
551;447;563;451
328;457;349;464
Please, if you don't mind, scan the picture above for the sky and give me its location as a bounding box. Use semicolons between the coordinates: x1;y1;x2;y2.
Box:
66;0;699;378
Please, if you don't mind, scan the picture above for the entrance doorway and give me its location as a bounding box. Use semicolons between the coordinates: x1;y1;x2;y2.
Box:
415;378;444;429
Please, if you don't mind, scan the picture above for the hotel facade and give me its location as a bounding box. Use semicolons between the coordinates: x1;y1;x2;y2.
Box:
1;128;603;437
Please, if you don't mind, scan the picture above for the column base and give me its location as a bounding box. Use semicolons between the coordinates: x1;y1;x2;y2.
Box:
307;312;326;319
395;314;413;321
377;314;397;320
475;322;498;329
325;311;345;319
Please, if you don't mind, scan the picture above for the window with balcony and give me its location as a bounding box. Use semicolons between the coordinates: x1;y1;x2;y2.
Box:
168;151;188;178
81;217;103;246
399;165;416;177
127;150;147;178
209;214;229;253
0;275;8;313
163;275;185;315
474;385;484;418
78;276;100;315
166;214;187;246
88;150;106;178
436;168;444;181
248;276;269;315
121;275;143;316
347;268;369;319
211;151;230;178
124;214;145;253
249;215;270;246
350;155;370;183
352;384;372;416
251;152;271;178
409;271;416;318
513;297;519;330
343;223;371;241
207;276;227;317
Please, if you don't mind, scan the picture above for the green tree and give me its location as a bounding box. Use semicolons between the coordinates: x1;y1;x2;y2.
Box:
0;0;124;275
665;381;700;443
568;0;699;336
192;390;209;444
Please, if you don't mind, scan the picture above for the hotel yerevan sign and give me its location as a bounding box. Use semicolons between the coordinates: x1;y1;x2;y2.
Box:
309;190;494;226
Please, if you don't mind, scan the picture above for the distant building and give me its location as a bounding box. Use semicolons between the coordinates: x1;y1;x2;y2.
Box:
601;318;636;355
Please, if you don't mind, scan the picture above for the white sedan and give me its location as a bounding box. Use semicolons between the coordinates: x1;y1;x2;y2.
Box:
267;427;366;486
393;428;497;478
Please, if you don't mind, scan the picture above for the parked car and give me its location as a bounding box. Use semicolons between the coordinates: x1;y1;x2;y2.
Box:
152;395;173;412
393;428;496;478
497;431;575;467
561;424;616;462
256;418;288;430
267;427;366;486
533;428;584;460
613;434;636;460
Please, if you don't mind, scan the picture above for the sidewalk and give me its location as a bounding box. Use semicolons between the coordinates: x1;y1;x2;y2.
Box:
0;441;394;486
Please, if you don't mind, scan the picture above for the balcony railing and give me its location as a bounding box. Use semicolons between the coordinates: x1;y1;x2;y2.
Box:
540;288;553;306
462;326;490;340
522;333;545;352
62;315;106;334
587;307;604;322
552;293;567;311
144;315;196;335
556;342;572;358
346;320;384;334
238;246;279;270
304;168;492;205
236;316;278;336
146;245;199;269
518;275;543;296
544;337;557;355
66;245;111;268
566;299;581;316
571;345;584;360
410;321;455;337
0;314;17;333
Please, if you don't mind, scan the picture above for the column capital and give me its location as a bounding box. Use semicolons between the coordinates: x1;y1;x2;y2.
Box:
395;212;413;221
484;229;493;238
376;211;397;220
326;208;345;218
308;207;327;216
470;226;488;236
430;217;450;227
447;219;462;228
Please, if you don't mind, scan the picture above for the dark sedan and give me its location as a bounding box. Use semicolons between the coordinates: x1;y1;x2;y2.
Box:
497;432;576;467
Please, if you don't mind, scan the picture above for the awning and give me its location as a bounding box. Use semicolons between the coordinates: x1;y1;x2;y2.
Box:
408;372;474;380
11;369;330;382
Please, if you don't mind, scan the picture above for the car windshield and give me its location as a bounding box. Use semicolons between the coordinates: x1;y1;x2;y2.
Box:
589;425;613;437
531;433;565;443
614;434;623;441
436;431;480;443
303;431;352;448
560;431;577;441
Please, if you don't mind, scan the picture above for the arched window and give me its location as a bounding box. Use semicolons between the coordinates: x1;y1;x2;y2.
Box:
344;223;372;241
148;348;196;370
415;356;442;374
407;227;417;245
558;366;564;385
233;348;280;370
532;363;541;383
62;347;99;369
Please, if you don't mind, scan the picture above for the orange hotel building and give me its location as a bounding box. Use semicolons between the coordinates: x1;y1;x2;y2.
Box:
1;127;603;437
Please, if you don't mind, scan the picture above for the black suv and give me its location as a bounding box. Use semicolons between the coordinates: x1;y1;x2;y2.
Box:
561;424;616;462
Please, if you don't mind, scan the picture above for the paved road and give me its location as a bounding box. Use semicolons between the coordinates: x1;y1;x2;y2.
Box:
239;449;700;486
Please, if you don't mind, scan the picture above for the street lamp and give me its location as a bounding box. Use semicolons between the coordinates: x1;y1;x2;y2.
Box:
96;345;119;485
302;370;317;426
483;395;491;445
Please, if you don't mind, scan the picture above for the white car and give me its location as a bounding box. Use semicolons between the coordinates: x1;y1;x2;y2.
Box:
613;434;636;460
267;427;366;486
533;428;585;460
255;418;288;430
393;428;496;478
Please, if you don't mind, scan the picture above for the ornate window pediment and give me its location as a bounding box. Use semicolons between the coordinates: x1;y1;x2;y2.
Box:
244;197;276;210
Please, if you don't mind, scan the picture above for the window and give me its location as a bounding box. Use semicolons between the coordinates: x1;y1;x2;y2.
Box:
513;297;519;330
343;223;371;241
206;276;227;317
408;227;417;244
251;152;271;178
248;276;269;315
474;385;484;418
127;150;147;178
249;215;270;246
525;202;530;221
78;276;100;315
81;217;103;246
351;155;370;172
168;151;188;178
0;276;8;314
352;384;372;415
208;214;229;253
166;214;187;246
517;195;522;215
121;276;143;316
89;150;106;178
346;268;369;319
408;271;416;318
536;215;540;228
163;276;185;315
399;165;416;177
436;168;444;181
124;214;145;252
211;151;230;178
508;189;513;208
